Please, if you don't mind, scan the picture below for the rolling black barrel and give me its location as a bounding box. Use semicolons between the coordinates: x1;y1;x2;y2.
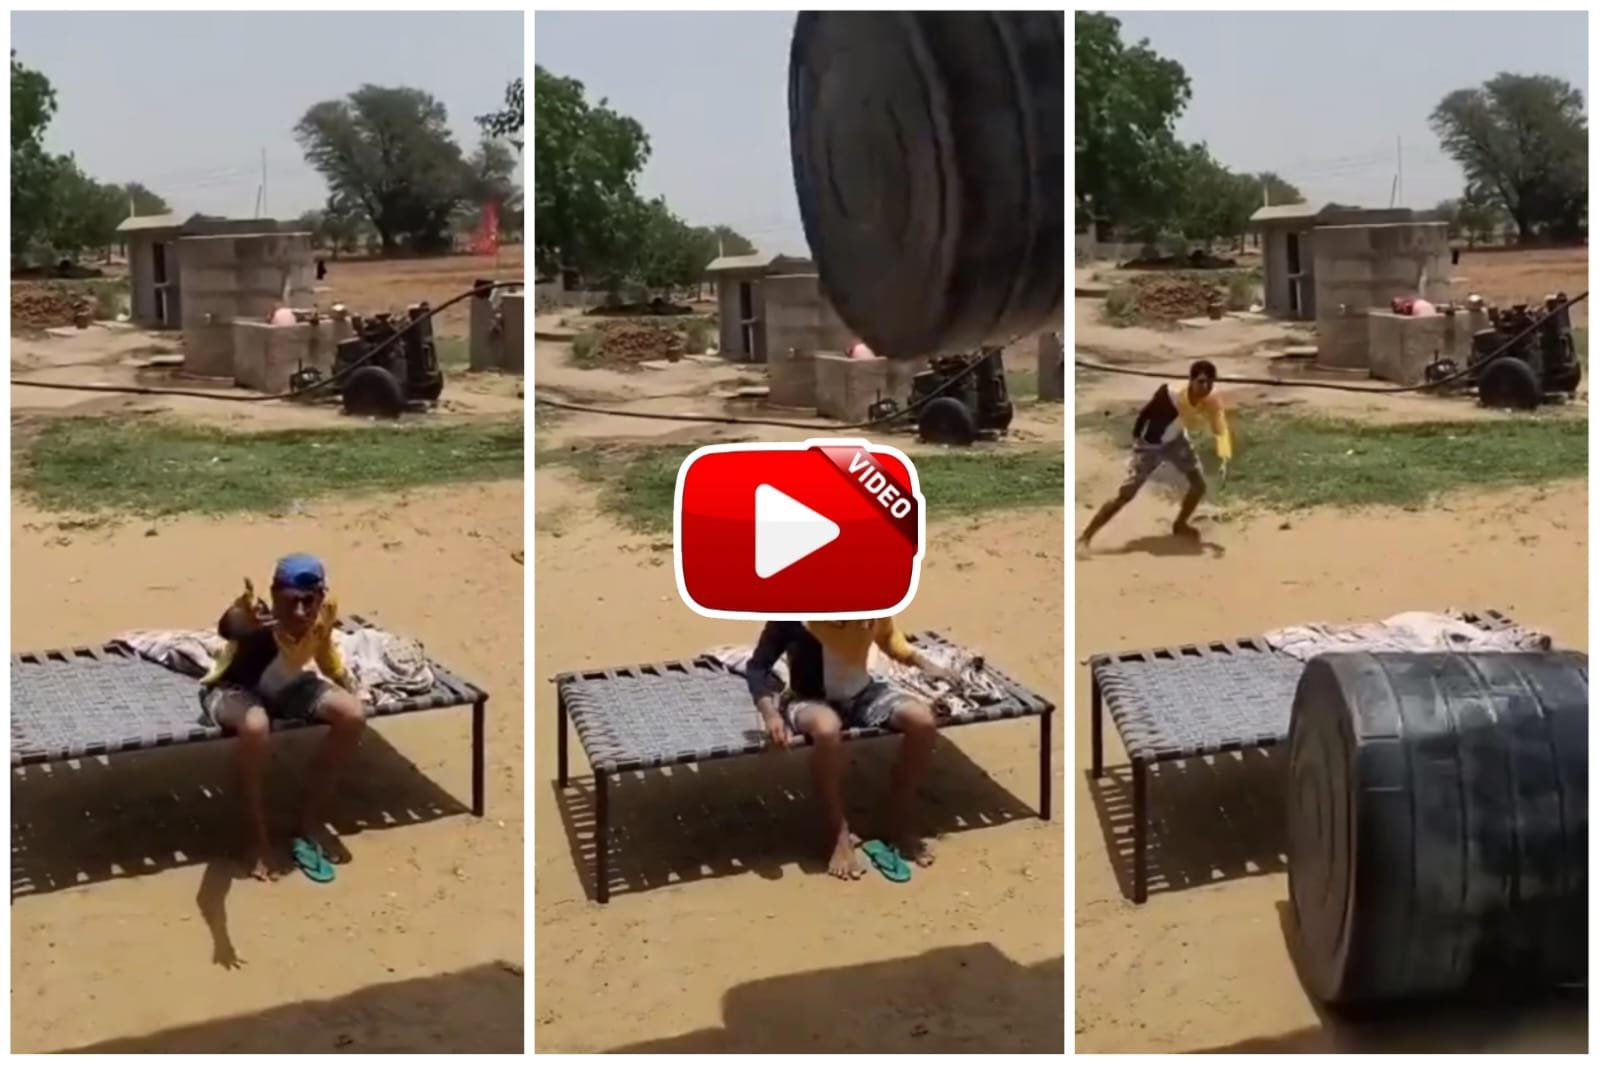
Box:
1286;652;1588;1006
787;11;1063;358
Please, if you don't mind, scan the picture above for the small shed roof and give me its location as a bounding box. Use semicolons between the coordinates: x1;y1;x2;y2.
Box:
116;212;184;234
1249;202;1322;225
704;251;814;275
117;213;302;238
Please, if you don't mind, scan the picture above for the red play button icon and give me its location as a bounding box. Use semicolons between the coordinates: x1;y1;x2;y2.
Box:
673;439;926;619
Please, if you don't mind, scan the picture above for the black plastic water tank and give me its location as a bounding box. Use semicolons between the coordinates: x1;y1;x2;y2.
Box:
1286;651;1587;1006
788;11;1063;358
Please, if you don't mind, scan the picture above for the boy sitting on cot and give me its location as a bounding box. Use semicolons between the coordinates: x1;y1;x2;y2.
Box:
199;553;369;883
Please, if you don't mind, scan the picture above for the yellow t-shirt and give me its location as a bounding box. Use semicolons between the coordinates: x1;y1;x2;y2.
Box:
804;618;919;700
1174;387;1233;460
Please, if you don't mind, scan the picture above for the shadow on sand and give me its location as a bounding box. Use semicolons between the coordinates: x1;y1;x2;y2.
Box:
1084;747;1286;900
64;962;523;1053
552;729;1045;902
1193;903;1588;1053
14;727;471;967
609;944;1062;1053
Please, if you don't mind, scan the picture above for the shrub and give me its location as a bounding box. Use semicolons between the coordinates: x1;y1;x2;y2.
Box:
1103;285;1138;326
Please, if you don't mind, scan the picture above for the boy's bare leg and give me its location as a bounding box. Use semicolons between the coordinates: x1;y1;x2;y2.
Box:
1173;473;1205;536
301;690;367;840
1081;452;1151;549
793;702;861;879
886;700;939;866
1079;492;1132;549
215;696;275;881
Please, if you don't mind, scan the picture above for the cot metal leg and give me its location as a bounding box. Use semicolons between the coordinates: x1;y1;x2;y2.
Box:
557;692;570;787
1038;712;1053;820
471;698;486;817
595;771;610;904
1091;677;1104;779
1131;758;1148;904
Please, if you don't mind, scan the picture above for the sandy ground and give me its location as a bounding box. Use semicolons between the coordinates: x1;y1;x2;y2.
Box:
11;465;524;1047
1071;310;1589;1051
532;330;1066;1051
309;247;525;339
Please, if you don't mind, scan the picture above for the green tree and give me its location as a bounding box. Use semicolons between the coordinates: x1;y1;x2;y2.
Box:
296;84;473;253
476;77;524;152
43;158;125;256
1431;73;1588;241
1251;172;1305;208
1075;12;1192;234
533;65;651;281
703;224;755;257
120;182;170;216
1175;146;1258;245
12;51;61;255
1458;185;1509;246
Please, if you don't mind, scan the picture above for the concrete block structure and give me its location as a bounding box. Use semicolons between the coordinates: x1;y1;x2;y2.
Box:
1250;204;1452;326
179;230;315;378
815;353;890;423
767;345;818;408
704;252;830;361
763;272;853;361
231;317;345;394
469;284;526;373
117;214;314;339
1366;308;1488;386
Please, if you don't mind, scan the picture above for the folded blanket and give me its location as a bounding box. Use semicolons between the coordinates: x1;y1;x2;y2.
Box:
1264;610;1552;663
114;626;437;705
704;640;1006;717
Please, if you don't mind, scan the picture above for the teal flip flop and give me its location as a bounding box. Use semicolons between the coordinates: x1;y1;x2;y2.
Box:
860;839;912;883
291;836;336;884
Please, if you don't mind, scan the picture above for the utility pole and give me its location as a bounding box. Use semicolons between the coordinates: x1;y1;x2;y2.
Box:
1396;135;1404;207
261;148;269;218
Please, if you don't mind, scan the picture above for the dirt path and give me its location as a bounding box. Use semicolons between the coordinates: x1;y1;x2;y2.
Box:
11;483;524;1053
1072;416;1587;1050
532;467;1065;1052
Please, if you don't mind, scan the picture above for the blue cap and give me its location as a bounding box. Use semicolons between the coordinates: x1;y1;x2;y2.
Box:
272;553;326;591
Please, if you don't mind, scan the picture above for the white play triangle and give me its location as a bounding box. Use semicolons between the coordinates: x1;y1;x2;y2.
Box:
753;483;840;578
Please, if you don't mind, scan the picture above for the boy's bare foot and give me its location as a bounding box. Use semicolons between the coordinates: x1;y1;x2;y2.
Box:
1172;520;1201;539
245;845;277;882
895;835;936;868
827;829;864;880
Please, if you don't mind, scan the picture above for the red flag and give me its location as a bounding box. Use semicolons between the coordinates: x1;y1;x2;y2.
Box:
474;201;500;256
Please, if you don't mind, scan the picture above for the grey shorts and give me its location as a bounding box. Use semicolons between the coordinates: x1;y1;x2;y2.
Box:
200;674;337;729
1120;436;1203;495
782;680;920;733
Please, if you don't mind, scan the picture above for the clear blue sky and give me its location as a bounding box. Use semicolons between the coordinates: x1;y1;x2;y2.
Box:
535;10;808;255
1108;10;1588;209
11;10;523;220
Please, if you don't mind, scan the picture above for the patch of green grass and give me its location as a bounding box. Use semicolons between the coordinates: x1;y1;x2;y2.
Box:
540;443;1063;534
683;318;712;355
1006;365;1038;399
1224;273;1258;311
87;277;129;320
571;330;600;367
1081;408;1586;510
19;417;524;516
1102;285;1138;327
